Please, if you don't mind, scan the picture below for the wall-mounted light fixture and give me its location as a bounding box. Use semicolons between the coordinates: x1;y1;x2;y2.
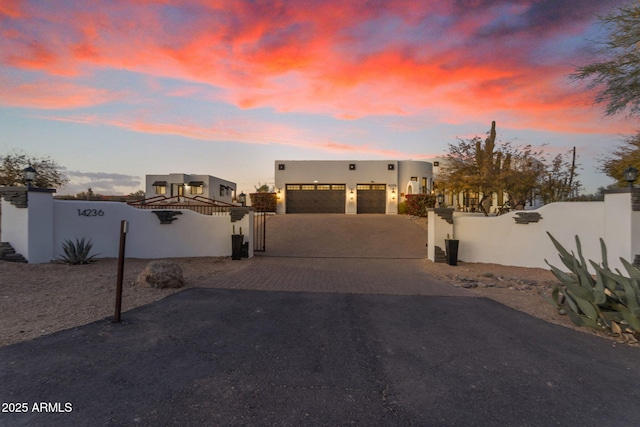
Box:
391;189;396;200
277;189;282;199
437;193;445;207
238;192;246;206
349;190;355;201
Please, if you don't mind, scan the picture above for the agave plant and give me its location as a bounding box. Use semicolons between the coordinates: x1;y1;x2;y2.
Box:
59;238;99;265
546;232;640;342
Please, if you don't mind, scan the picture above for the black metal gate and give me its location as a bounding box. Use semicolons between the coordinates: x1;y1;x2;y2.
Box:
253;210;266;252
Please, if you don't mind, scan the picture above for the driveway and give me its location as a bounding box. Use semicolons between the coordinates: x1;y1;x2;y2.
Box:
2;215;640;426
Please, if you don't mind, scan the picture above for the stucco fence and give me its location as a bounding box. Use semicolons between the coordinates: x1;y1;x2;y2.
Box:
0;188;253;264
428;190;640;273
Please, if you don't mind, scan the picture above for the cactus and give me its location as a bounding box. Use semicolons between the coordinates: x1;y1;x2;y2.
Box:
59;237;98;265
546;232;640;342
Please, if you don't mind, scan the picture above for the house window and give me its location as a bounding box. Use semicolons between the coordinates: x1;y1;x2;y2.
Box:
152;181;167;195
317;184;331;190
220;185;226;197
433;161;440;167
357;184;370;190
332;184;346;190
388;164;395;170
278;164;285;170
301;184;315;190
410;176;418;181
189;181;204;195
287;184;300;190
349;164;356;170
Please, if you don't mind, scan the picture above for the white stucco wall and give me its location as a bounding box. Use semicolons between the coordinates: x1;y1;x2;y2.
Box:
51;201;252;261
438;193;635;272
27;192;55;264
1;198;28;259
274;160;432;214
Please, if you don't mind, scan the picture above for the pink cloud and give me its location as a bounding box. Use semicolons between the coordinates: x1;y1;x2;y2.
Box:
39;112;410;158
0;79;124;109
0;1;632;135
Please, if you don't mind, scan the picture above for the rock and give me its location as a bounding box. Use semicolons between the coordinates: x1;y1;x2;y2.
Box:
480;272;494;278
135;261;184;289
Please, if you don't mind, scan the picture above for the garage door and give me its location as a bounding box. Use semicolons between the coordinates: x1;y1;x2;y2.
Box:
357;184;386;214
286;184;346;213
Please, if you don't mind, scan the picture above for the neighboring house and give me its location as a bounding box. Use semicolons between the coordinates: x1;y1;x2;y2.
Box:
274;160;433;214
145;173;236;204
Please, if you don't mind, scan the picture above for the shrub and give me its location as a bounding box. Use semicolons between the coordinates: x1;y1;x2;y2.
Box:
405;194;437;217
546;232;640;343
397;201;407;215
59;238;99;265
249;192;276;212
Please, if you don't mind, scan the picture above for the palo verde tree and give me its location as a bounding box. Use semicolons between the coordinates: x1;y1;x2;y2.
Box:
0;152;68;188
571;2;640;117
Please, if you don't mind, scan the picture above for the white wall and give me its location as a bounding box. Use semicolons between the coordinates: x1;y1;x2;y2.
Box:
27;192;55;264
1;198;28;259
274;160;433;215
428;191;637;272
51;201;252;261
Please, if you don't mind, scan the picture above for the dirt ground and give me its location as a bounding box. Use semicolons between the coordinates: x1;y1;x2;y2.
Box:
0;256;616;348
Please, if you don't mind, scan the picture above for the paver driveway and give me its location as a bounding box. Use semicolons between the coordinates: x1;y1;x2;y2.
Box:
3;214;640;426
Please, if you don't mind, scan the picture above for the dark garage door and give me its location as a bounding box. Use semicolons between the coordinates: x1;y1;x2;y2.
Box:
286;184;346;213
357;184;386;214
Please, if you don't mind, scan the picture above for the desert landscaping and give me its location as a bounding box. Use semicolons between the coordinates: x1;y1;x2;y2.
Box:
0;255;616;348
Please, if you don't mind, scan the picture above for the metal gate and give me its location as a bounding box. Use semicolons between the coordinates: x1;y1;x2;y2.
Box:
253;210;266;252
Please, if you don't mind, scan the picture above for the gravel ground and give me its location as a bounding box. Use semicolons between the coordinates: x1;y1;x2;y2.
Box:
0;256;614;348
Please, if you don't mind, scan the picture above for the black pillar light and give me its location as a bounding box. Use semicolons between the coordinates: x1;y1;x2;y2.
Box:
23;165;36;188
238;191;246;207
624;166;638;188
437;193;445;206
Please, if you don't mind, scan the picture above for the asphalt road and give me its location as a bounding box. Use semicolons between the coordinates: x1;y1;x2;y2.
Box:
2;287;640;426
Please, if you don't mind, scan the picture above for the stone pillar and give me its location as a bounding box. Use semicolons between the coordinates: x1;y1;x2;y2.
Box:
428;208;454;263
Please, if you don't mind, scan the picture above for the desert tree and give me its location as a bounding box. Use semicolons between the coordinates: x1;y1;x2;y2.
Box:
571;2;640;117
600;131;640;186
0;152;68;188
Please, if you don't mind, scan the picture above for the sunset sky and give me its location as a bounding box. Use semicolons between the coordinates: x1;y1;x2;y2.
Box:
1;0;637;195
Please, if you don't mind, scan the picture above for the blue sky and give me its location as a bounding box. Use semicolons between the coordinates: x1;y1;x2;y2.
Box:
0;0;637;195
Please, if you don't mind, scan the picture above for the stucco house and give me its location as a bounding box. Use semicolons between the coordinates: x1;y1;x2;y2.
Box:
145;173;236;204
274;160;433;214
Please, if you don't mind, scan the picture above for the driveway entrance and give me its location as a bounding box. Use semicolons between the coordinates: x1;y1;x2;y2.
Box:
259;214;426;258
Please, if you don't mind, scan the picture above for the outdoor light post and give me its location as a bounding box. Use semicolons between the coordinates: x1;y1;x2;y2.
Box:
437;193;445;208
238;191;246;207
624;166;638;188
23;165;36;189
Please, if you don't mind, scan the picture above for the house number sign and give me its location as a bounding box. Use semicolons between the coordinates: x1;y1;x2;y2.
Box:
77;209;105;217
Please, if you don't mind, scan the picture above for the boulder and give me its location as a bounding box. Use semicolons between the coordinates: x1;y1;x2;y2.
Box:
135;261;184;289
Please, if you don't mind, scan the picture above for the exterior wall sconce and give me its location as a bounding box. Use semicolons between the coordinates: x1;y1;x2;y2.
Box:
624;166;638;188
391;189;396;200
437;193;445;207
238;191;246;206
349;190;355;201
277;189;282;200
23;165;36;188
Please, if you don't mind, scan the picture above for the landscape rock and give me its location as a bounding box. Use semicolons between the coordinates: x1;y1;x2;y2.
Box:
135;261;185;289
